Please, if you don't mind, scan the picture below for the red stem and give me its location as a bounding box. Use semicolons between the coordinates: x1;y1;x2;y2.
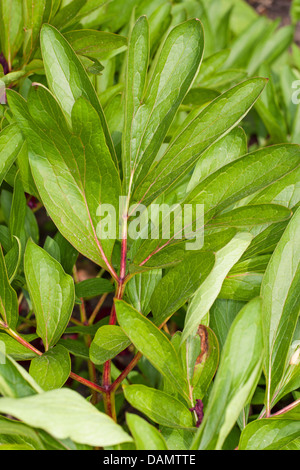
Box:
270;398;300;417
69;372;104;394
110;352;142;393
101;221;128;418
6;328;106;394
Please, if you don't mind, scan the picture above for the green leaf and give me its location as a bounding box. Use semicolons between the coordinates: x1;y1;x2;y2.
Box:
291;0;300;23
191;297;264;450
0;246;18;330
64;30;127;61
50;0;87;30
29;345;71;391
133;78;267;206
123;385;194;428
131;227;236;271
0;443;35;450
148;3;171;53
5;236;21;283
9;171;27;247
229;255;271;275
0;125;24;187
122;15;150;191
196;49;230;83
254;64;287;144
185;144;300;224
219;273;263;301
210;299;246;351
75;278;114;300
0;0;23;68
40;23;117;165
280;65;298;133
150;251;215;327
0;332;38;361
89;325;131;365
249;167;300;209
0;226;11;253
115;300;189;401
92;0;140;32
270;323;300;405
24;239;75;350
58;338;89;360
0;354;42;398
182;232;252;341
160;426;195;450
125;269;162;315
123;18;204;192
54;232;78;275
261;207;300;410
187;127;247;193
239;419;300;450
176;325;219;403
7;85;121;271
0;389;132;447
0;416;45;450
182;87;220;110
224;16;268;68
64;320;107;336
16;141;39;199
207;204;292;228
51;0;107;31
282;438;300;450
241;220;288;260
190;326;219;401
23;0;51;62
199;69;248;93
44;236;61;263
247;25;295;75
126;413;168;450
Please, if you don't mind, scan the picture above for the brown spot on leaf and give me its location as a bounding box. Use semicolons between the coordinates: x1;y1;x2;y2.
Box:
195;325;208;365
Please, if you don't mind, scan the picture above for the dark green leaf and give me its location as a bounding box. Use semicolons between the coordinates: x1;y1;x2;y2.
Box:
0;0;23;69
182;232;252;340
64;30;127;61
0;354;42;397
29;345;71;391
0;246;18;330
0;125;24;187
7;86;121;272
40;23;117;164
75;278;114;299
261;207;300;411
239;419;300;450
89;325;131;364
150;251;215;327
185;144;300;224
207;204;292;228
133;78;267;206
123;384;194;428
124;18;204;192
191;297;264;450
115;300;189;401
125;269;162;315
126;413;168;450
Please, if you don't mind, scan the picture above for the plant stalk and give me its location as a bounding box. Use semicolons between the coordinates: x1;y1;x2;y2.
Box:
101;203;129;419
4;327;106;395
